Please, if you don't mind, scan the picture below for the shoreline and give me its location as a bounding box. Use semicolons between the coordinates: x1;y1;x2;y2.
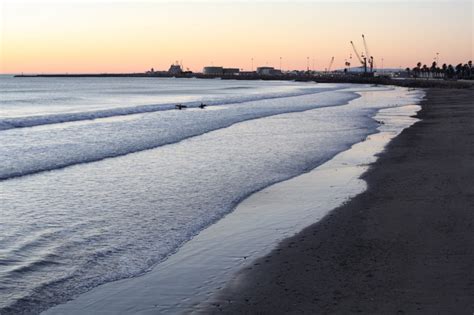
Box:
40;89;421;315
11;73;474;89
201;88;474;314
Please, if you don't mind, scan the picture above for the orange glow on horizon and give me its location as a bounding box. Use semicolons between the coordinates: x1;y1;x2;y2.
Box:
1;1;472;74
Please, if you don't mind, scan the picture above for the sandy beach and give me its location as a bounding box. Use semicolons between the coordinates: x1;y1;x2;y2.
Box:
202;88;474;314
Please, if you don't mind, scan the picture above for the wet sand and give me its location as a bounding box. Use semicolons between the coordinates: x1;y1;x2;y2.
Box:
202;88;474;314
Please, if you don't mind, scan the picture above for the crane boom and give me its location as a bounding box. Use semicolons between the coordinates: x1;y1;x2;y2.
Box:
327;56;335;72
350;41;364;65
362;34;371;60
362;34;375;70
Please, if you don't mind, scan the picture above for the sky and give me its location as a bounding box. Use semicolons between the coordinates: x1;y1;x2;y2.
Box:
0;0;472;74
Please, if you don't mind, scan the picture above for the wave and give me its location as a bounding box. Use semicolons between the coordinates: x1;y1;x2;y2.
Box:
0;90;359;181
0;86;340;131
0;97;82;104
222;86;252;90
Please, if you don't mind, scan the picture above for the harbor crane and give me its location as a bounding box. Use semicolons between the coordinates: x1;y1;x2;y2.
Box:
350;40;367;73
362;34;374;72
350;35;376;74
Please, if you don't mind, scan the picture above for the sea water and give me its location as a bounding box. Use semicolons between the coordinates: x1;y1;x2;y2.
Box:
0;76;423;314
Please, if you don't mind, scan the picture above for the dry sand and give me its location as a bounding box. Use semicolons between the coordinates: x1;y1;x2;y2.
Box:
202;88;474;314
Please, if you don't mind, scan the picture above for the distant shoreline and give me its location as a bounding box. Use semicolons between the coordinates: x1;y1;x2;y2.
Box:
13;73;473;89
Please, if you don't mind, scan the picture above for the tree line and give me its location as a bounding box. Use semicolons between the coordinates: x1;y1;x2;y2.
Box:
406;60;472;80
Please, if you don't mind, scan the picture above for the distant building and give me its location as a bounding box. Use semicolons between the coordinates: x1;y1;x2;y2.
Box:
223;68;240;75
203;66;224;76
168;64;183;75
256;66;273;75
287;70;306;76
146;68;155;74
239;71;257;76
203;67;240;76
256;66;282;76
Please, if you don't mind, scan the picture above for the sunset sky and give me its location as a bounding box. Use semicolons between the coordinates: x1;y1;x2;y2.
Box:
1;0;472;74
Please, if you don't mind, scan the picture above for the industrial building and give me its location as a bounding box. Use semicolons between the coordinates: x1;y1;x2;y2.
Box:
203;66;223;75
256;67;282;76
223;68;240;75
203;66;240;76
168;64;183;75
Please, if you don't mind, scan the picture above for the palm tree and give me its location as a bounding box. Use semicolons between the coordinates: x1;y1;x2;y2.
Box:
430;62;437;78
414;62;422;77
447;64;455;79
455;63;463;78
442;63;448;78
405;67;411;77
432;65;439;78
422;64;429;78
462;64;470;79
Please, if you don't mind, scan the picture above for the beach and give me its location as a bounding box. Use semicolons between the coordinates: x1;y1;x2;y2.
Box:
2;78;471;314
202;88;474;314
1;78;424;314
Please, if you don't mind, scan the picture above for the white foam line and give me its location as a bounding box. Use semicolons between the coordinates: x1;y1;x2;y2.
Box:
1;91;358;181
0;86;340;131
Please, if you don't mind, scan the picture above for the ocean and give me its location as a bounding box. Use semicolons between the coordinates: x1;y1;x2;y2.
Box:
0;76;423;314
